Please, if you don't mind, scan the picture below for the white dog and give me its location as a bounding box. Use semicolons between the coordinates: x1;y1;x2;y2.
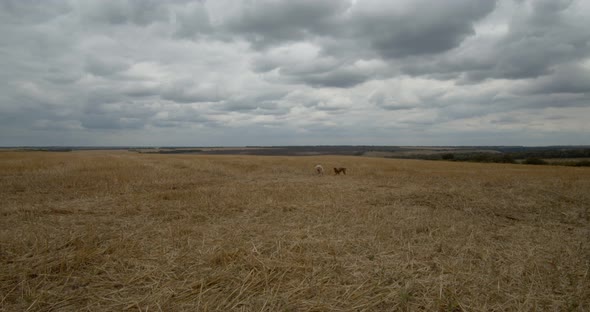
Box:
314;164;324;175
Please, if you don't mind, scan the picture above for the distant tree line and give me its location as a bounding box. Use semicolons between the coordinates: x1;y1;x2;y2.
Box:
388;148;590;167
154;149;203;154
26;148;73;152
505;148;590;159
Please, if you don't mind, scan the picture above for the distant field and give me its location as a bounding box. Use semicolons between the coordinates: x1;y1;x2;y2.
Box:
1;151;589;311
543;158;590;164
362;149;501;158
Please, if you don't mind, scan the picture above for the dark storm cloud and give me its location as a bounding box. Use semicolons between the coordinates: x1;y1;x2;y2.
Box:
479;9;589;81
235;0;498;87
282;67;372;88
407;0;590;83
224;0;349;48
522;65;590;95
349;0;497;58
225;0;496;57
250;45;378;88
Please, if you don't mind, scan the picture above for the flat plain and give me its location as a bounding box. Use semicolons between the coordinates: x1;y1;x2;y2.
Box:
1;151;589;311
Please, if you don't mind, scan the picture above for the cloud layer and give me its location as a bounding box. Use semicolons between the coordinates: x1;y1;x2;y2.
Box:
1;0;589;146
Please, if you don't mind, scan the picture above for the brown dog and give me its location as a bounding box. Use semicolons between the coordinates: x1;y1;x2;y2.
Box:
333;167;347;175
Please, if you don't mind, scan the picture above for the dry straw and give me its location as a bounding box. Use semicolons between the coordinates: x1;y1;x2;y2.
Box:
1;151;589;311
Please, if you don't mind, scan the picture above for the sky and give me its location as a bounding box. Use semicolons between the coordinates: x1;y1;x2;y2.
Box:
1;0;589;147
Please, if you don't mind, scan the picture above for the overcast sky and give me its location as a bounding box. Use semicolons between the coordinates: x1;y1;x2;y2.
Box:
1;0;589;146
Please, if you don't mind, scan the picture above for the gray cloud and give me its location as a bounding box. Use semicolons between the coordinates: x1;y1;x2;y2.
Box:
174;2;212;38
1;0;589;146
151;105;216;128
80;115;144;130
0;0;71;25
369;92;414;111
79;0;170;26
216;90;289;114
349;0;497;58
521;65;590;95
85;56;131;77
241;0;498;86
161;83;223;103
441;0;587;82
282;66;373;88
224;0;349;48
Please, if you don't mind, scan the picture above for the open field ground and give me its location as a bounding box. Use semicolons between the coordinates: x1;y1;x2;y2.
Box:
1;151;589;311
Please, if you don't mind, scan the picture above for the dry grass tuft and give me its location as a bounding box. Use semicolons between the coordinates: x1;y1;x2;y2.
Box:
1;151;589;311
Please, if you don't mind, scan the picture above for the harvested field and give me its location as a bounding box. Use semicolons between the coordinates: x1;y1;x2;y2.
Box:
1;151;589;311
